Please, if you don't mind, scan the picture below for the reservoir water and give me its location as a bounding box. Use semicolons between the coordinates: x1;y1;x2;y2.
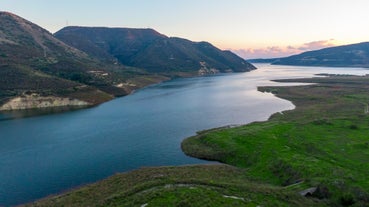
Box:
0;64;368;206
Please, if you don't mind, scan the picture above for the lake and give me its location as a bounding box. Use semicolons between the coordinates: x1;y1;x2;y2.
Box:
0;64;368;206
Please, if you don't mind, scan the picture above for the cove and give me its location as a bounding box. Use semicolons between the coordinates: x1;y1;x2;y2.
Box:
0;64;367;206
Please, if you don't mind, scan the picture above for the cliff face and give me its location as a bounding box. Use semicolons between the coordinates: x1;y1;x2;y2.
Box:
0;94;89;111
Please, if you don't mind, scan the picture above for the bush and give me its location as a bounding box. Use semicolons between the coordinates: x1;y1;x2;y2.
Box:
312;184;330;199
269;159;302;186
340;193;355;206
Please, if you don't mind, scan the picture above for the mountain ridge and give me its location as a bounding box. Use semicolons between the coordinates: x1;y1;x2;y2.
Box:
55;26;256;73
0;12;256;111
0;12;164;109
271;42;369;67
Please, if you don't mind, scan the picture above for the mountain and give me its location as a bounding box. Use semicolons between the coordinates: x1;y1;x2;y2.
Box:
0;12;104;107
55;26;256;73
272;42;369;67
0;12;170;110
0;12;255;111
54;27;166;64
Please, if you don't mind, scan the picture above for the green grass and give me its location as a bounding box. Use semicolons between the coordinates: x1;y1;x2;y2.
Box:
182;76;369;206
26;75;369;206
25;165;317;207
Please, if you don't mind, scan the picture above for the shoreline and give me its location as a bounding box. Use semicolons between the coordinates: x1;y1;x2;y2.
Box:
24;74;369;206
180;74;369;206
20;75;309;206
0;71;253;118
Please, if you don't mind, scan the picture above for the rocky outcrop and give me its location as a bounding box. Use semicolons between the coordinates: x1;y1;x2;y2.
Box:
198;61;221;75
0;94;90;111
198;68;221;76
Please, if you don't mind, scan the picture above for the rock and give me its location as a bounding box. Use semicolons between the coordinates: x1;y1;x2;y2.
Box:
299;187;317;197
0;94;90;111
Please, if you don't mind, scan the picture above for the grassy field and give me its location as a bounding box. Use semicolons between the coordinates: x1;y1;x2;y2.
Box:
183;75;369;206
25;75;369;206
25;165;317;207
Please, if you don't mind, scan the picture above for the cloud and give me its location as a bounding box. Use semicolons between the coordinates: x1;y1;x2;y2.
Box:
232;47;300;59
233;39;337;59
297;39;335;51
267;46;283;52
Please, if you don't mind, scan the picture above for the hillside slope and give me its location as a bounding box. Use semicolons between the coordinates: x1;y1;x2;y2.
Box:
0;12;255;111
55;26;256;74
273;42;369;67
0;12;168;110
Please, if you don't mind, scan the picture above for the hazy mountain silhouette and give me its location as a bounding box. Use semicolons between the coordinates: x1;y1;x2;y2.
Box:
272;42;369;67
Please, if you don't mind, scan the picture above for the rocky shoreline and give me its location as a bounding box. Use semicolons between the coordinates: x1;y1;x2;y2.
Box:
0;94;90;111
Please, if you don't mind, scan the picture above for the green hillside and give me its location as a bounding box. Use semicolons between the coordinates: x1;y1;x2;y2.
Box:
55;27;256;73
0;12;255;110
0;12;158;108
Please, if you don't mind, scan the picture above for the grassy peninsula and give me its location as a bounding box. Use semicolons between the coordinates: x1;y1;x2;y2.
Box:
182;75;369;206
26;75;369;206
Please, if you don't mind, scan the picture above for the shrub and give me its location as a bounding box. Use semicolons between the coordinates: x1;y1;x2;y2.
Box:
340;193;355;206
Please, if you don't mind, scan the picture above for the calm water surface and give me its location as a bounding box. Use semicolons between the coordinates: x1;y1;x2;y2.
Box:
0;64;368;205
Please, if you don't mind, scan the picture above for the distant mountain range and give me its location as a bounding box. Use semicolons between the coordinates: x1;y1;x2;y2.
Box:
249;42;369;68
55;27;255;73
0;12;255;110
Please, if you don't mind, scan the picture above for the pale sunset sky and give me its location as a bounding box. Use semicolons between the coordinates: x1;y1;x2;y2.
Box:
1;0;369;59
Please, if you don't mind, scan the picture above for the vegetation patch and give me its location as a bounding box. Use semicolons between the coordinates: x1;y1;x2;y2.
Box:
182;75;369;206
25;165;316;207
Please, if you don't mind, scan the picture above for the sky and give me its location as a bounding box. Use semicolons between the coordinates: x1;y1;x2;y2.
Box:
1;0;369;59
